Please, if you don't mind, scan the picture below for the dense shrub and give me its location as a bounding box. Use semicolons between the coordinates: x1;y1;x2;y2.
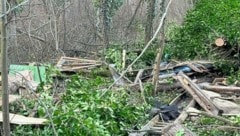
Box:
52;75;148;136
166;0;240;62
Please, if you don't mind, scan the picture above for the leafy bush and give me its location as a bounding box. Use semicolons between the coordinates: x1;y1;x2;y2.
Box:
105;42;157;71
53;75;149;135
165;0;240;62
10;66;149;135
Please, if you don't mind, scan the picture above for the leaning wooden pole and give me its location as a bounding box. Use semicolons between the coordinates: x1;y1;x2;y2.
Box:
1;0;10;135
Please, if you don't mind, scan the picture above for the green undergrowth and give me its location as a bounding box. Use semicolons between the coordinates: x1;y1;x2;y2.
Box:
165;0;240;74
52;75;149;135
185;116;240;136
105;42;158;71
10;67;150;136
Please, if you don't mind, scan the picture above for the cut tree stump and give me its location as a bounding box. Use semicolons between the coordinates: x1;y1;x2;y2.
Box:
215;38;226;47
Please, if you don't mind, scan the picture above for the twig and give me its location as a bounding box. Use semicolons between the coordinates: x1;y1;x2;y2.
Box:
0;0;31;18
126;0;144;30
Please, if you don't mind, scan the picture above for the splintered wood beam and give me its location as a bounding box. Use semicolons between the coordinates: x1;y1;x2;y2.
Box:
201;84;240;94
177;72;219;115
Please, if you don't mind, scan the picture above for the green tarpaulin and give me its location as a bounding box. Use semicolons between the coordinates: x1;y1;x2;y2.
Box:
9;65;46;83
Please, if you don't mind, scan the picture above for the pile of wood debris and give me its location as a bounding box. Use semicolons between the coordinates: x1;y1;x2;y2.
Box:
0;57;103;126
3;57;240;135
107;60;240;136
56;57;102;72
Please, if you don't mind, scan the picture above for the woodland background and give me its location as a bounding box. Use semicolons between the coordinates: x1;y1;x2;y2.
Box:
7;0;194;63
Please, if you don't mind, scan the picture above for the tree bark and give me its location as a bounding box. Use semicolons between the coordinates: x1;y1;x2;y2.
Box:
145;0;156;44
152;0;165;95
1;0;10;135
102;0;110;48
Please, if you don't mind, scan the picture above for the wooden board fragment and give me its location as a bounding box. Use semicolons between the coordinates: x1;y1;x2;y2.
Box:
129;115;159;136
201;84;240;94
174;100;195;124
162;123;196;136
0;112;47;125
177;72;219;115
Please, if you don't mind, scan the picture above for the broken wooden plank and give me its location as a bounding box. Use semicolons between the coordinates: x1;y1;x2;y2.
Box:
56;56;102;72
61;56;100;63
0;112;47;125
129;115;159;136
200;83;240;94
162;123;196;136
177;72;219;115
174;100;195;124
161;100;195;135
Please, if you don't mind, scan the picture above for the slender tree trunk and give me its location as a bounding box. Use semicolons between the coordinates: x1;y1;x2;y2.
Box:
1;0;10;135
7;0;18;64
63;0;66;51
152;0;166;95
145;0;156;44
102;0;110;48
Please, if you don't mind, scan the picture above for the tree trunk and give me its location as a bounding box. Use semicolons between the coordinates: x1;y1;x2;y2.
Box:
152;0;166;95
102;0;110;48
7;0;18;64
1;0;10;135
145;0;156;44
63;0;67;51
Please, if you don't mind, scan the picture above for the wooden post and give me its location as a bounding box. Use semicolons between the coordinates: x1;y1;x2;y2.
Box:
1;0;10;135
122;49;126;70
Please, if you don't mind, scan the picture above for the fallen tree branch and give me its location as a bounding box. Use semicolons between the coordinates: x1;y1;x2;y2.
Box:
16;29;46;43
